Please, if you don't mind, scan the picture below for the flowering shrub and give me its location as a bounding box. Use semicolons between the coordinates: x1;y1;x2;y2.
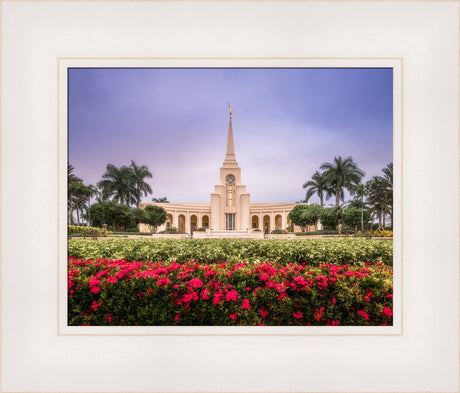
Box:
68;238;393;266
68;225;112;236
373;230;393;238
68;257;393;326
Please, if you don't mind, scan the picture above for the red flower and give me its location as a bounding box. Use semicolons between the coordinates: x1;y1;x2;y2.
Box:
357;310;370;321
292;312;303;319
213;290;223;305
189;278;203;288
201;288;210;300
364;291;375;302
259;273;270;281
226;289;238;302
260;307;269;318
230;312;237;320
90;301;101;311
316;275;328;290
90;286;101;294
174;314;181;323
106;276;118;284
313;307;325;322
106;313;113;322
381;306;393;318
88;277;101;287
241;299;251;310
116;269;129;279
157;277;171;286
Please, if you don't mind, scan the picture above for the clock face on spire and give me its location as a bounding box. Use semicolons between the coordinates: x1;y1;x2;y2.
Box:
226;175;235;184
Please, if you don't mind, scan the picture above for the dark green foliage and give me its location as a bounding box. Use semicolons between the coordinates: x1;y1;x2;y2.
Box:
342;206;371;229
142;205;168;233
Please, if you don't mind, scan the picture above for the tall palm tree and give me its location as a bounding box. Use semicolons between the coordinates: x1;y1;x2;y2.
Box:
69;182;88;225
130;160;153;207
380;162;393;228
84;184;100;226
68;164;82;225
302;171;331;206
353;183;366;231
97;164;136;206
320;156;365;206
365;176;389;229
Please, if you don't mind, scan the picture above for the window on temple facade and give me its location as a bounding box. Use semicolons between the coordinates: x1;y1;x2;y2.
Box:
226;213;235;230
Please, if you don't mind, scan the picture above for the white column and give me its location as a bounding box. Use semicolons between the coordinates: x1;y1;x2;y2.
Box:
282;212;287;230
185;212;191;234
198;213;202;228
211;194;220;230
270;212;275;232
173;211;178;228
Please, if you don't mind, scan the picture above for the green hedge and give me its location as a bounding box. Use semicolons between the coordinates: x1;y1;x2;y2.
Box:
68;225;112;236
68;257;393;326
68;238;393;266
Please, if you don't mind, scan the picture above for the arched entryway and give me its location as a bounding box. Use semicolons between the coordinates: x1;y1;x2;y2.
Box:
263;215;270;234
178;214;185;233
252;215;259;229
190;215;198;232
166;214;173;229
275;214;282;230
202;215;209;228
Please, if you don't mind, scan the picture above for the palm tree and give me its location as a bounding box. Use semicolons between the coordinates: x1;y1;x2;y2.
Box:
320;156;365;206
381;163;393;228
302;171;331;206
130;160;153;207
97;164;136;206
68;164;82;225
152;197;169;203
69;182;88;225
365;176;389;229
353;183;366;231
84;184;100;226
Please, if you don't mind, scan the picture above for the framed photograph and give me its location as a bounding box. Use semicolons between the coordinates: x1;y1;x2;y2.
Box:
2;1;458;392
61;61;400;336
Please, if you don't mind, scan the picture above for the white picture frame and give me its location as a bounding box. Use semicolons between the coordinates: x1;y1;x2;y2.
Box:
1;1;458;392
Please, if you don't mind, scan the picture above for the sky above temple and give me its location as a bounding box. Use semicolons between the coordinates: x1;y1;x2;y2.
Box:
68;68;393;204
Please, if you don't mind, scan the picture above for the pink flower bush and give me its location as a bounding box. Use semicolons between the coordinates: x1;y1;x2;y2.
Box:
68;257;393;326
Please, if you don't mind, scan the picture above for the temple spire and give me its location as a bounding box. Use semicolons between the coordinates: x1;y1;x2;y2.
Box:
223;104;238;167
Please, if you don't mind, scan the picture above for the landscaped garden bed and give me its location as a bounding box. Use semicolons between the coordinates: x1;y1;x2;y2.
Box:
68;238;393;267
68;257;393;326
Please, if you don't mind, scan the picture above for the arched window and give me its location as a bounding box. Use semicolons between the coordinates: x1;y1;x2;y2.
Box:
226;174;235;207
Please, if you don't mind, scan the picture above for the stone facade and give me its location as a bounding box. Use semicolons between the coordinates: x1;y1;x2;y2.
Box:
139;112;310;235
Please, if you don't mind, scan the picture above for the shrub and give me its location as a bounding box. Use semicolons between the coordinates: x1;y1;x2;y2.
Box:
374;230;393;238
68;257;393;326
68;225;111;236
68;238;393;266
195;227;206;232
271;229;288;234
159;226;181;234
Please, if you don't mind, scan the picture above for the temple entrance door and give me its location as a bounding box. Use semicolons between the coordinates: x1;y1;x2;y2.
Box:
190;215;197;233
263;215;270;234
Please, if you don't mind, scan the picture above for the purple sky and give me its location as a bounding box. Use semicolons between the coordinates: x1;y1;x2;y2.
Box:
68;68;393;204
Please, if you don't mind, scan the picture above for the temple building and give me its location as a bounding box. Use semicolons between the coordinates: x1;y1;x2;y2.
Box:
139;108;301;236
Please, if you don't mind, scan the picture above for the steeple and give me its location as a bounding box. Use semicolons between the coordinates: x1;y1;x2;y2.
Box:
223;104;238;167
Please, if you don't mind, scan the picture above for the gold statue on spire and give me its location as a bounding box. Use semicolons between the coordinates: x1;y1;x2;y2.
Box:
228;103;233;119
